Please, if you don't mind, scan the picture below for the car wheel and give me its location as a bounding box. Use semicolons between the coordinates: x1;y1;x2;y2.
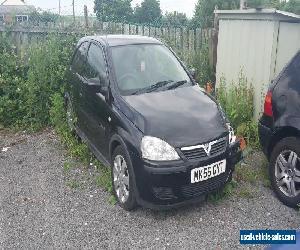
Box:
269;137;300;208
111;145;137;211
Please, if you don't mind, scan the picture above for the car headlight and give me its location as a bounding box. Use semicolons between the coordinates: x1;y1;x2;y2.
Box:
141;136;180;161
227;123;236;144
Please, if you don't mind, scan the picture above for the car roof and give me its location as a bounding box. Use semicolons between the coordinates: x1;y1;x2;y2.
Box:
78;35;163;47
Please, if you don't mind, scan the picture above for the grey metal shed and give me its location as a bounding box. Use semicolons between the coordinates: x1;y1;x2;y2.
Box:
215;9;300;119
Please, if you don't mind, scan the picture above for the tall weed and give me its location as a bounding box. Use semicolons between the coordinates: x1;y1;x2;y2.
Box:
216;73;259;148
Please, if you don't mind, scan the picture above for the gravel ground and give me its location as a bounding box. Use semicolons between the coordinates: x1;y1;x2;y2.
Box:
0;130;299;249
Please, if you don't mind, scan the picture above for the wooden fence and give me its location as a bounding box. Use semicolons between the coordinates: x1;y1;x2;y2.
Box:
0;20;215;66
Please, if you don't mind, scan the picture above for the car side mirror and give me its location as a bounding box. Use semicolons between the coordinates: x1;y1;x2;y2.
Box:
189;68;196;79
88;77;108;95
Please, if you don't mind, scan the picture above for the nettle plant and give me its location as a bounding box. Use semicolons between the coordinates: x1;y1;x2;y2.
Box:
216;73;259;148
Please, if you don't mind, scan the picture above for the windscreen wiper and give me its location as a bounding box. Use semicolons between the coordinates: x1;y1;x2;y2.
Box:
132;80;174;95
167;80;188;90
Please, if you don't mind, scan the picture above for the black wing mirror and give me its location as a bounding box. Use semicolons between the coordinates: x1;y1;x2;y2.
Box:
88;77;108;95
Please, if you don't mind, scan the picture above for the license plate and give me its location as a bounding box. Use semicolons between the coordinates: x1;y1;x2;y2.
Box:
191;160;226;184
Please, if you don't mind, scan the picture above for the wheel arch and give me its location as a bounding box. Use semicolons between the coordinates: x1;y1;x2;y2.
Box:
109;134;127;162
268;126;300;158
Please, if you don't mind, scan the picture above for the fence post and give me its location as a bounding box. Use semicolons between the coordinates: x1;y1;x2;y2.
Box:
180;27;184;51
84;5;89;29
187;28;190;51
212;9;219;86
72;0;75;23
121;23;123;34
194;29;197;52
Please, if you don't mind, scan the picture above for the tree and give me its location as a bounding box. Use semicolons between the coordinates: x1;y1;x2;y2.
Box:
193;0;300;28
247;0;300;15
282;0;300;15
134;0;162;24
94;0;133;22
193;0;239;28
162;11;189;27
247;0;281;8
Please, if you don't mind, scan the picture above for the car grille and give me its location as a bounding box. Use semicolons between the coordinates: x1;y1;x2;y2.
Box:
181;171;230;198
181;137;227;160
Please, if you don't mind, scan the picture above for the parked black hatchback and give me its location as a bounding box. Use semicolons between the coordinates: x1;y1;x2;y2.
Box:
66;35;241;210
259;51;300;208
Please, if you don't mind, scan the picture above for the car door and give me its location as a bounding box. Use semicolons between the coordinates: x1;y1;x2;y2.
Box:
69;41;90;132
81;42;111;158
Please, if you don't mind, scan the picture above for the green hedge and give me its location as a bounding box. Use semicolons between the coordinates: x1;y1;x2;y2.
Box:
0;34;76;130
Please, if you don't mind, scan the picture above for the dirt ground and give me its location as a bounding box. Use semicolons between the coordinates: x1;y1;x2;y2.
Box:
0;129;299;249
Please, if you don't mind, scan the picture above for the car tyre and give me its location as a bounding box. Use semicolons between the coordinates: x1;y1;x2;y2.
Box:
269;137;300;208
111;145;137;211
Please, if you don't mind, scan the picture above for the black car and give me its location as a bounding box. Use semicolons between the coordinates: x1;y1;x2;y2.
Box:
66;35;241;210
259;51;300;208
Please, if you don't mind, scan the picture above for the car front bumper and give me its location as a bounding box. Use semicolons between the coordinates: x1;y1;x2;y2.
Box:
131;140;242;210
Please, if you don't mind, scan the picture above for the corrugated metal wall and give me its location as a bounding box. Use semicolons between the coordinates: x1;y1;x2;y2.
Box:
216;19;275;118
275;22;300;76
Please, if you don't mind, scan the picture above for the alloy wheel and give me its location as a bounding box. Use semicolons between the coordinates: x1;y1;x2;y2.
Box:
113;155;130;203
275;150;300;197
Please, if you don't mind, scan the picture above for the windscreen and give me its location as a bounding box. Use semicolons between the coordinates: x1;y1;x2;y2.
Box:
111;44;192;95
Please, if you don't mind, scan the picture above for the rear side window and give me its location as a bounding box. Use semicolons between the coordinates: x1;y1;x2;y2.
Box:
292;52;300;77
72;41;89;75
83;43;108;86
284;52;300;86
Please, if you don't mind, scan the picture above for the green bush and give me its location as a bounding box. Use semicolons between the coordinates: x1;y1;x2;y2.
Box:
191;45;214;87
0;34;76;130
216;73;259;148
0;34;28;127
22;36;76;130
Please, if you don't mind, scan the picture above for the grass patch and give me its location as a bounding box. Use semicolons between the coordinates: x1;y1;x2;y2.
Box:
66;179;81;189
108;195;117;205
95;162;116;204
236;185;256;199
235;155;270;187
209;152;270;203
63;162;73;172
235;164;258;184
95;166;113;194
208;180;238;204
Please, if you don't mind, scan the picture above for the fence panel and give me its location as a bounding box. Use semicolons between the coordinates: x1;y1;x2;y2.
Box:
0;21;213;66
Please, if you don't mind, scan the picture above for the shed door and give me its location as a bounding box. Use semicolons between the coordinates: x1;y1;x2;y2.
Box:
275;22;300;77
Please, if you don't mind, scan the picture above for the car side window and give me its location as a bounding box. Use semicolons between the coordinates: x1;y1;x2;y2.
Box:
83;43;108;86
72;41;89;75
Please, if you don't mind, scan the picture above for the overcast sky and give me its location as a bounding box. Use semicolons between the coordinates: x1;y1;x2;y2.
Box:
26;0;198;18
